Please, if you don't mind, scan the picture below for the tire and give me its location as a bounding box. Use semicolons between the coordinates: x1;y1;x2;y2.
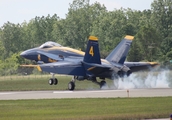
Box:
68;81;75;91
100;81;106;89
53;78;58;85
49;78;54;85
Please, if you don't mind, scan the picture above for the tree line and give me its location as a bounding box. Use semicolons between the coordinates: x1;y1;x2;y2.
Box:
0;0;172;75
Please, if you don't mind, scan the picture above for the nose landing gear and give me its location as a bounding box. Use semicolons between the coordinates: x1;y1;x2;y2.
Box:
49;78;58;85
48;73;58;85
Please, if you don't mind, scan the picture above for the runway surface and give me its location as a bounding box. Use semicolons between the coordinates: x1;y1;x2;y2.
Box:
0;88;172;100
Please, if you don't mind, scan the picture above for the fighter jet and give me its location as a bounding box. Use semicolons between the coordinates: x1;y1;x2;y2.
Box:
20;35;158;90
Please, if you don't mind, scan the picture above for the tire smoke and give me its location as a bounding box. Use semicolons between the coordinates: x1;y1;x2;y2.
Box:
112;69;171;90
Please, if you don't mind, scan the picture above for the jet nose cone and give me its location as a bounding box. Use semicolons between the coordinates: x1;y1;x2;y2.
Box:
20;51;27;58
20;48;38;61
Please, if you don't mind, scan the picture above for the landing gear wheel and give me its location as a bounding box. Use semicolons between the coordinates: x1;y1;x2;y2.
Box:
49;78;54;85
100;81;106;89
53;78;58;85
68;81;75;91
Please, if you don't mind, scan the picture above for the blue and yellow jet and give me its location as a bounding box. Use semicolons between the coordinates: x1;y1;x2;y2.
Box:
20;35;158;90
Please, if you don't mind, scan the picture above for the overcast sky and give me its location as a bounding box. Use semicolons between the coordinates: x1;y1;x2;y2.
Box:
0;0;154;27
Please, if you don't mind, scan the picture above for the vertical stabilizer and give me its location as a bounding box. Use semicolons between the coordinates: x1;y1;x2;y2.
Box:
105;35;134;64
83;36;101;64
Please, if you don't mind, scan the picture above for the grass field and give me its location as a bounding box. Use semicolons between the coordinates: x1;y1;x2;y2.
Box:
0;97;171;120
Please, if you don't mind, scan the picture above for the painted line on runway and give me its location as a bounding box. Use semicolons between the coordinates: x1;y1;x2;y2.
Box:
53;91;74;94
0;93;15;95
0;91;43;95
53;90;128;94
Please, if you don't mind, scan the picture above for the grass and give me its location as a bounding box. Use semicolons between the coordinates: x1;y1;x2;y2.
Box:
0;75;101;91
0;97;171;120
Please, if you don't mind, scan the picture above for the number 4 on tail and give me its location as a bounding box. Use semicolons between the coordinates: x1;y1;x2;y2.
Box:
89;46;94;56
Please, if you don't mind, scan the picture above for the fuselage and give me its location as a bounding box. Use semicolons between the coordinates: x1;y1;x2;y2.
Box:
20;44;118;79
20;46;85;63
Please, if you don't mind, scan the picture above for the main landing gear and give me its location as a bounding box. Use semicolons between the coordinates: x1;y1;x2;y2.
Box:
100;80;107;89
95;80;107;89
89;77;107;89
68;76;76;91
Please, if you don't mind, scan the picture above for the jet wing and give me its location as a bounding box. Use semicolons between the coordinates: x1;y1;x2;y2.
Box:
124;62;159;72
37;61;86;76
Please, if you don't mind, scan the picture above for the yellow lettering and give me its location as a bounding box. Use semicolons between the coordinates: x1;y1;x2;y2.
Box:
89;46;94;56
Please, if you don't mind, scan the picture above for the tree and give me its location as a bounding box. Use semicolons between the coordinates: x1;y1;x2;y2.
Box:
31;14;59;47
151;0;172;62
1;22;23;58
91;8;128;56
160;36;172;62
135;25;161;61
0;30;5;60
127;40;143;62
55;0;107;50
151;0;172;38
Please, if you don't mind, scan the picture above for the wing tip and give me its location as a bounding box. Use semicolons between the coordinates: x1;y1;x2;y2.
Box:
148;62;159;65
89;36;98;41
125;35;134;40
20;64;38;67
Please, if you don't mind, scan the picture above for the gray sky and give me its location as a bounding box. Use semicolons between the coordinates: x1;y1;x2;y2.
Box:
0;0;154;27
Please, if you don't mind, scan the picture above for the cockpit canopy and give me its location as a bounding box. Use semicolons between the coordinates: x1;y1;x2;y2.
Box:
39;41;62;48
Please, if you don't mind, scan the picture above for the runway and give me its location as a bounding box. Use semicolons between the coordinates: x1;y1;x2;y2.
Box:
0;88;172;100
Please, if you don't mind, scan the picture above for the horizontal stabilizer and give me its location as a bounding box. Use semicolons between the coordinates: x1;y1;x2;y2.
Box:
124;62;159;72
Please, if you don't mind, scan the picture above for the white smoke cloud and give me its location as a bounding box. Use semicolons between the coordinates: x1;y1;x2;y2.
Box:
112;69;171;90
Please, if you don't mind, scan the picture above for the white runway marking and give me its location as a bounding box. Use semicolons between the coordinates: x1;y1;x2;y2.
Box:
53;91;73;93
0;93;14;95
